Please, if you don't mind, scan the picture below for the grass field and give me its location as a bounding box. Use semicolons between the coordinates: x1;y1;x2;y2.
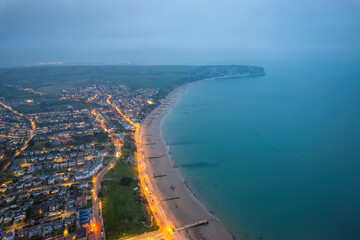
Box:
121;148;132;159
102;163;158;239
14;100;91;113
27;140;50;151
104;162;134;179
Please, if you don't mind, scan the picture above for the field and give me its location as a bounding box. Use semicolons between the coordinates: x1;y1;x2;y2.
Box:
14;100;91;114
104;162;134;179
0;65;265;100
0;86;49;102
27;140;50;151
102;163;158;239
0;65;198;93
72;132;110;145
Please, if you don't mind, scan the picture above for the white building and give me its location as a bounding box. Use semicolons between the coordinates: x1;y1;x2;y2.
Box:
74;157;103;181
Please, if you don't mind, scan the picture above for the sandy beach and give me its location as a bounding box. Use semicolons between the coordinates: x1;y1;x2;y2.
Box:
137;80;237;240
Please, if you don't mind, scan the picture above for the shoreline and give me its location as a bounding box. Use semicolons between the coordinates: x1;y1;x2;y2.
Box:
139;75;258;239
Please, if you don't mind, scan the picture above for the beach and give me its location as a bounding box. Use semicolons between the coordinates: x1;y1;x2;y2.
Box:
137;81;236;240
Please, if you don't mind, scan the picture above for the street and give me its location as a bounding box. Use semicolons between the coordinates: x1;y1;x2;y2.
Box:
90;106;122;240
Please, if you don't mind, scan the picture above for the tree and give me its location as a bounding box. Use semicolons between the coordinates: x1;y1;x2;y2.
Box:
28;139;35;147
98;192;103;199
120;177;132;186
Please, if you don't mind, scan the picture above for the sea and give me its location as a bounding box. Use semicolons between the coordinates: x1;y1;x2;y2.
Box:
162;60;360;240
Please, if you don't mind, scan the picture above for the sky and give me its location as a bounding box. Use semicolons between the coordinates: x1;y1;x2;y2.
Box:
0;0;359;67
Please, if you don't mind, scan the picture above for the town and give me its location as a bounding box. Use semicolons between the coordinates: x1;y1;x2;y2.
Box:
0;85;160;240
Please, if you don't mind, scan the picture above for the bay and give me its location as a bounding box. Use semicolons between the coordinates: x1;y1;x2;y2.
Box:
162;61;360;240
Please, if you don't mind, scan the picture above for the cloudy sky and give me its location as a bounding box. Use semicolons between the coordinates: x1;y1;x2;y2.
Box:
0;0;359;67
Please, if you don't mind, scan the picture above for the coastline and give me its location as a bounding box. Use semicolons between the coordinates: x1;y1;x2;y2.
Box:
139;75;255;239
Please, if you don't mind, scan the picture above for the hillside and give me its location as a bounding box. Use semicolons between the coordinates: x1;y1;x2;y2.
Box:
0;65;265;100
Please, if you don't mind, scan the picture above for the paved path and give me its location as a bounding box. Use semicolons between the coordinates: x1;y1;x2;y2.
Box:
91;105;122;240
123;230;163;240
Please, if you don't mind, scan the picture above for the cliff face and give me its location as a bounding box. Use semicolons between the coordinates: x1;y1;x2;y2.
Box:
188;65;265;82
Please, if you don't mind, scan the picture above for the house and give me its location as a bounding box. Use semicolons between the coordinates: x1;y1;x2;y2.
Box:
32;189;43;197
74;157;103;181
75;228;87;240
28;226;42;238
64;215;75;225
51;187;59;194
43;188;50;195
32;179;42;186
3;211;14;223
10;204;17;209
76;158;85;165
55;174;62;182
0;185;7;193
16;228;28;239
40;174;47;181
16;182;24;190
60;162;68;168
98;150;109;156
27;165;35;173
59;186;67;196
75;196;87;208
48;174;54;184
14;169;25;177
54;219;63;230
2;231;15;240
7;183;14;191
63;173;69;181
78;209;90;226
6;195;15;203
14;212;26;222
24;180;32;188
79;182;88;189
52;163;60;169
49;202;59;212
23;174;33;180
43;222;53;234
68;159;77;167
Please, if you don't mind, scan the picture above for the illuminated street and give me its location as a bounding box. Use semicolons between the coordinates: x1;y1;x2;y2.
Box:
107;95;179;240
0;100;36;174
91;108;122;240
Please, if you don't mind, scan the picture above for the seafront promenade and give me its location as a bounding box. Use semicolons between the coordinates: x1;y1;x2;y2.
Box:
137;85;236;240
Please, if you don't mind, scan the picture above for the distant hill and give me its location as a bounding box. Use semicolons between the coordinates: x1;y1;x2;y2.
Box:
0;65;265;99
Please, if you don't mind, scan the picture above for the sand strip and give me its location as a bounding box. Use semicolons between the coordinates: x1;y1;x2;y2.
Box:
138;78;240;240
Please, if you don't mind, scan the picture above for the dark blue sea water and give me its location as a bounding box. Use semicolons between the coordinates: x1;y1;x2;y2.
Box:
162;61;360;240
